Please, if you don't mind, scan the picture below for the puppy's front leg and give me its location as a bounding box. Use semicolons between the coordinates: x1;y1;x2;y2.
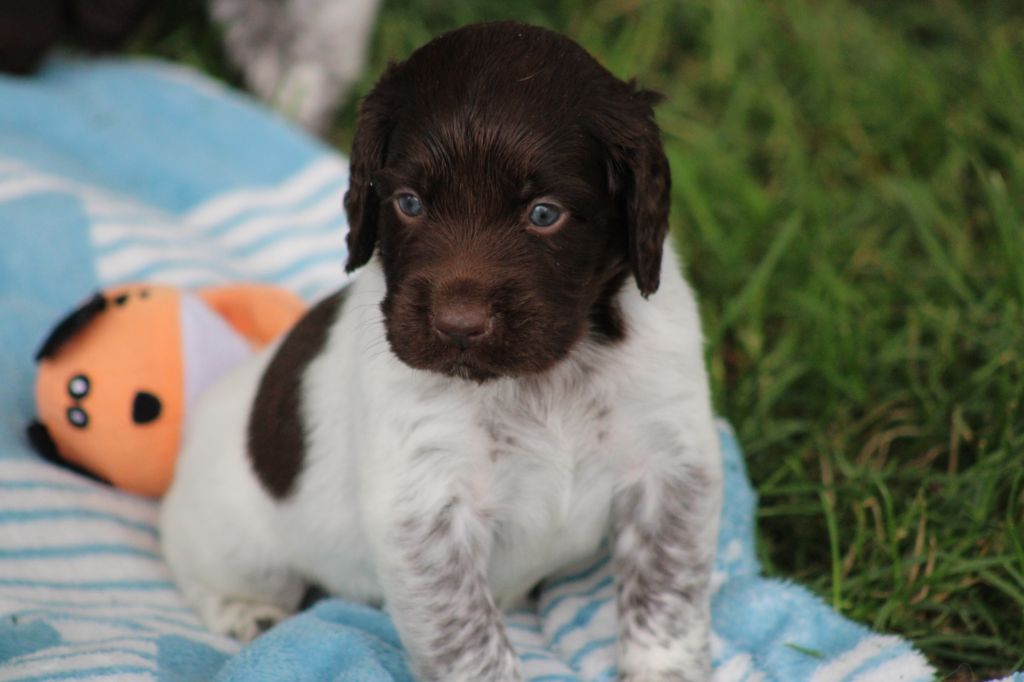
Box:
613;430;722;682
376;494;523;682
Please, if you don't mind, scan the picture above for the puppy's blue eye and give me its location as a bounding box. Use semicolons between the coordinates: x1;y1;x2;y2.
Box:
529;203;562;228
396;193;423;217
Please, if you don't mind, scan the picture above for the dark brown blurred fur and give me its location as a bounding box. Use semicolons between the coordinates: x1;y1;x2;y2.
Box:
0;0;155;75
343;22;671;382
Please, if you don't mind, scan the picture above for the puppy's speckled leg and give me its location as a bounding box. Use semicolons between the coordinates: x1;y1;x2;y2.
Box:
378;497;523;682
612;430;722;682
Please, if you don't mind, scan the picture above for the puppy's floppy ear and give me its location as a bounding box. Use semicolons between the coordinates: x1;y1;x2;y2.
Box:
594;84;671;297
343;89;392;273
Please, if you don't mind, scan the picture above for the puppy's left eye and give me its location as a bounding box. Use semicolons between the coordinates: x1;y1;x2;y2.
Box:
528;203;563;229
396;193;423;218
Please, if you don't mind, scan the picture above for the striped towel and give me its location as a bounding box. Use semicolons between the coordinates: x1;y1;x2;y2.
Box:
0;56;977;682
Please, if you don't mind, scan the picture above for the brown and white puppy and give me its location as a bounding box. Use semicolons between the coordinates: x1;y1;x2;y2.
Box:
161;21;722;682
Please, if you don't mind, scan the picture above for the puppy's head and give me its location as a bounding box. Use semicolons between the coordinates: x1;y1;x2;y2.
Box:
345;22;670;381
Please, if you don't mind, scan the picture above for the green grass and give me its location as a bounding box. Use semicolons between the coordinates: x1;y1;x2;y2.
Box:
128;1;1024;678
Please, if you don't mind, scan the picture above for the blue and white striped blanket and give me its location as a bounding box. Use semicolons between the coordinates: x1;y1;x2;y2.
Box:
0;56;989;682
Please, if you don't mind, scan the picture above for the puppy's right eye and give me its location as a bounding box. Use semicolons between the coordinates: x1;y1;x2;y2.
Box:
529;203;562;228
395;193;423;218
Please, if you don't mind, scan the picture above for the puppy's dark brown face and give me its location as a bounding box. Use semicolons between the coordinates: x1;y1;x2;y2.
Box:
344;22;671;381
372;110;627;382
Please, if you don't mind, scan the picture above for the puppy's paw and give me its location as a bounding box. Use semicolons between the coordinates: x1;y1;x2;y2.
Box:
618;672;700;682
617;657;711;682
198;595;292;643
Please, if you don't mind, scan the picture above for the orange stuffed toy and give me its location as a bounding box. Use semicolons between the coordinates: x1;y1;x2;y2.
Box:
27;283;306;497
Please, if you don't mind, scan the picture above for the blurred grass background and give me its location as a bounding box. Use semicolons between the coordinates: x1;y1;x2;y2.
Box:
126;1;1024;678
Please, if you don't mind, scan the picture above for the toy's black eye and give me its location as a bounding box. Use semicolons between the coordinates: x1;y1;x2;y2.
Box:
529;203;563;228
396;193;423;218
68;375;90;399
67;406;89;429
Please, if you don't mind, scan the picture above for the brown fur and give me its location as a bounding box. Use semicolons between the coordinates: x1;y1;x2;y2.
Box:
0;0;155;75
247;289;347;498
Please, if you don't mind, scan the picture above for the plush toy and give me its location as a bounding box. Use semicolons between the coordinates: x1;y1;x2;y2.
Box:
26;283;307;497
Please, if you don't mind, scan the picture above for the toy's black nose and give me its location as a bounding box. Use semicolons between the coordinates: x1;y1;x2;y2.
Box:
433;300;493;350
132;392;162;424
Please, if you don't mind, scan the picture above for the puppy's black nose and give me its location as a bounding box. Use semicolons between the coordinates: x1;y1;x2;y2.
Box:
434;301;493;349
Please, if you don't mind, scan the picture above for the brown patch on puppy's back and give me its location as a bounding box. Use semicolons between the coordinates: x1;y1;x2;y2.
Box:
248;289;347;499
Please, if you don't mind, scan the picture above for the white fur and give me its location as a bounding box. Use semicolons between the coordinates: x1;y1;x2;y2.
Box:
161;245;722;680
211;0;381;133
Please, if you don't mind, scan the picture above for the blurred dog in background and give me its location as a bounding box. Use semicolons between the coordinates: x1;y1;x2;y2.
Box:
0;0;379;134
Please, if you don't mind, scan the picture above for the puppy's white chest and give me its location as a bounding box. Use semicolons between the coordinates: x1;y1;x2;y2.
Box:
480;387;618;604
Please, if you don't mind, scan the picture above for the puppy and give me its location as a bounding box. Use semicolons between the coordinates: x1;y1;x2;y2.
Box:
161;21;723;682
